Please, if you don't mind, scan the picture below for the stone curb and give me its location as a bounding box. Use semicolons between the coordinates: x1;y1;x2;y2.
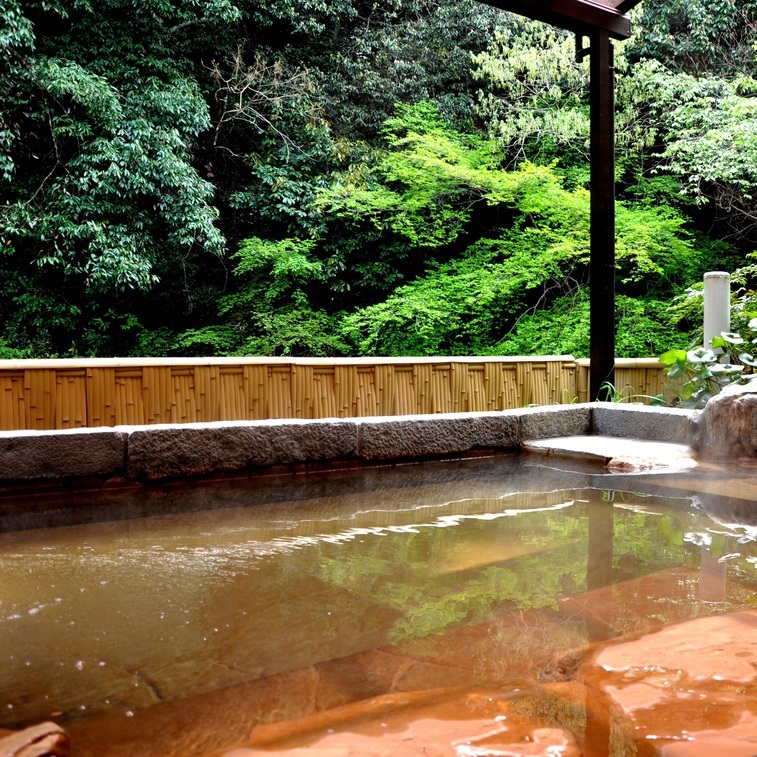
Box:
518;404;592;440
0;404;701;485
0;427;126;481
126;420;360;481
591;402;700;446
356;412;520;460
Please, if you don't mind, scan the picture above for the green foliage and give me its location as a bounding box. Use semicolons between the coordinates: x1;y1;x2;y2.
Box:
711;327;757;371
319;101;518;249
0;0;241;353
472;13;757;250
317;0;500;138
621;59;757;241
3;2;227;290
1;0;755;359
497;291;681;359
334;147;592;355
628;0;757;76
659;345;745;408
0;1;34;52
245;0;354;36
198;98;729;358
234;237;322;293
178;236;348;355
667;253;757;349
472;19;591;167
325;105;710;357
339;237;570;356
658;303;757;408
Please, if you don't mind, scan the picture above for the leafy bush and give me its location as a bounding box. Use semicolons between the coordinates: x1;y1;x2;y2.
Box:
659;325;757;407
496;291;679;358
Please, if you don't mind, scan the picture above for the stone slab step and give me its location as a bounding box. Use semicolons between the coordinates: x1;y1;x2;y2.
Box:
522;435;697;472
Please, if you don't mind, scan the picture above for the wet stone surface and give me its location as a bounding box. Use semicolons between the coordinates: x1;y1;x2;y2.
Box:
209;612;757;757
58;582;757;756
0;721;69;756
582;610;757;756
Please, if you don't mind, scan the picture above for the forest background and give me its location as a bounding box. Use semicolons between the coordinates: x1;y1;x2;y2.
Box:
2;0;757;360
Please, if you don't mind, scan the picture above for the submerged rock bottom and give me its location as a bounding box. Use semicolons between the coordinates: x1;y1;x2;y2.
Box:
0;721;69;756
7;566;752;757
222;610;757;757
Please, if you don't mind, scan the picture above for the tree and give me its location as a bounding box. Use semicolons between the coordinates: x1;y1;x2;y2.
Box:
622;60;757;245
627;0;757;76
317;0;501;139
1;0;751;359
191;102;723;357
472;18;591;171
0;0;240;354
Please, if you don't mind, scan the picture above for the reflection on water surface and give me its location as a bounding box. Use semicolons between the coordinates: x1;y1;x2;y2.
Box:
1;457;756;755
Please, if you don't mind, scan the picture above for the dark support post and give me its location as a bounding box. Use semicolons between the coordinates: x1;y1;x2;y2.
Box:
589;29;616;400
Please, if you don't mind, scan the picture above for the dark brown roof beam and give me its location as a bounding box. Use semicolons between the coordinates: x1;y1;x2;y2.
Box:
480;0;632;39
609;0;643;13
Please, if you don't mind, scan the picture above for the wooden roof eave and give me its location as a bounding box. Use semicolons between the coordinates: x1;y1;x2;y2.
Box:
479;0;633;39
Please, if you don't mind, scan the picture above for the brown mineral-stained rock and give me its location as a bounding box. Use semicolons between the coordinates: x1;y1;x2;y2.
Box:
0;722;69;757
538;650;583;684
658;712;757;756
558;566;698;640
454;727;580;757
222;750;349;756
581;610;757;754
65;666;321;757
58;563;756;757
214;686;586;757
246;686;473;749
211;675;619;756
593;609;757;684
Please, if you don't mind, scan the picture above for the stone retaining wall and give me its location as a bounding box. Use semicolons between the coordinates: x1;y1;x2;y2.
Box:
0;403;699;490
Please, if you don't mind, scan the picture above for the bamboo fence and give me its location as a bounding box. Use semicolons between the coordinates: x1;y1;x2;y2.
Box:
0;356;674;431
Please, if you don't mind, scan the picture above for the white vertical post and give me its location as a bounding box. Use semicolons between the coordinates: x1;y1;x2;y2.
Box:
703;271;730;350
